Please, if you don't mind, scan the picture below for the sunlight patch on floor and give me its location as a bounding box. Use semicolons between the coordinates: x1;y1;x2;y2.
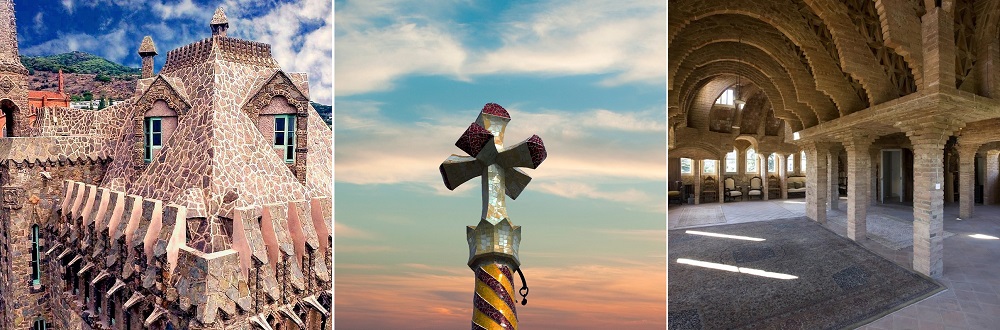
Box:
686;230;765;241
676;258;798;280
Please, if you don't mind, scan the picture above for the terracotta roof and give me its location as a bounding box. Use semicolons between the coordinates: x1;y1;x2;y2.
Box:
27;90;67;99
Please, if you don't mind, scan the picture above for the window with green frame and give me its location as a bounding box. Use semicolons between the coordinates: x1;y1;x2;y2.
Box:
31;224;39;286
144;117;162;163
274;115;296;163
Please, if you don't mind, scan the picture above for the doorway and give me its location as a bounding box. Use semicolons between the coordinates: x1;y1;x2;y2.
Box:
0;99;15;137
881;149;903;203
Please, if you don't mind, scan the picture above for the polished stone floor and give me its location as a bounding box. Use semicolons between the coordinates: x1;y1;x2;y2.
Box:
669;199;1000;329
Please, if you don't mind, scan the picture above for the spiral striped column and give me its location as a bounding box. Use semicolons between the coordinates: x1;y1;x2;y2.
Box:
471;263;518;330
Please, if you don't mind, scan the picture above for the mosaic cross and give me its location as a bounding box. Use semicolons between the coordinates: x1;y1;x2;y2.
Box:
439;103;546;330
439;103;547;225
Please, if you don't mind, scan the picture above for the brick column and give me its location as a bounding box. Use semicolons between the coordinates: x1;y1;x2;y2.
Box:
986;150;999;205
922;6;956;89
694;160;702;204
761;153;770;201
944;152;955;204
905;122;959;279
844;136;874;241
718;158;725;204
871;148;880;205
779;153;788;199
805;143;830;224
828;147;842;211
958;143;980;218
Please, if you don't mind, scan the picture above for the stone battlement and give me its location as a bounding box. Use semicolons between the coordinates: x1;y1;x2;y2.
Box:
160;36;280;74
49;180;331;329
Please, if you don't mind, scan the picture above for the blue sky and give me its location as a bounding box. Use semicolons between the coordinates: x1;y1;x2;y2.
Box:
335;0;666;328
13;0;331;104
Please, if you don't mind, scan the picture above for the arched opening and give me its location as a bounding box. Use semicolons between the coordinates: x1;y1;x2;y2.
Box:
1;99;16;137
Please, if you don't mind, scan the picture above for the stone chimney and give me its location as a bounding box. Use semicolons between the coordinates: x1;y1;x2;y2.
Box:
210;7;229;37
138;36;158;79
58;69;64;94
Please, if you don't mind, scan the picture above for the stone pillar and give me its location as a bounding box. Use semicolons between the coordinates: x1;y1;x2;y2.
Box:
718;158;725;204
761;153;769;201
905;123;958;279
986;150;999;205
922;6;956;89
945;152;955;204
828;147;841;211
844;136;874;241
871;148;880;205
805;143;830;224
779;153;788;199
694;160;702;204
958;143;979;218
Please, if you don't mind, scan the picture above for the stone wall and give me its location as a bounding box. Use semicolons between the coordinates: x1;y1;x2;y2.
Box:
45;180;331;329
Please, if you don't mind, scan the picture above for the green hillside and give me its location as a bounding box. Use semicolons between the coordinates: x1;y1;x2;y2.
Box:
20;51;140;79
311;102;332;127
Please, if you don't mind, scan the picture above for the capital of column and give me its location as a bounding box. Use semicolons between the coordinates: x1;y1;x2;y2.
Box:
955;141;981;157
988;149;1000;157
839;133;876;150
898;117;965;148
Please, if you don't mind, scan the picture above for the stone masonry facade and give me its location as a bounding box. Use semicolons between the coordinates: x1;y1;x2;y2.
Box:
0;2;331;329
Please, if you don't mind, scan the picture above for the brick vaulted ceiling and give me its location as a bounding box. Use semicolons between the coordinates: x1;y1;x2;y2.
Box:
669;0;1000;136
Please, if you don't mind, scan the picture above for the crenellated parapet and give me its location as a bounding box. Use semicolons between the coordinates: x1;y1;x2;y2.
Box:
48;180;331;329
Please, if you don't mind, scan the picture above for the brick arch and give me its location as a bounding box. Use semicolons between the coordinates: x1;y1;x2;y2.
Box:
670;15;867;115
670;143;730;161
874;0;926;90
677;42;835;122
682;72;804;132
242;72;309;120
669;1;870;111
134;77;191;118
680;61;813;130
675;38;838;117
801;0;897;104
973;0;1000;97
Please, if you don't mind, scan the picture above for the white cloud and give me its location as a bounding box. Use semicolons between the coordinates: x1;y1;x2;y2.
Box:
150;0;205;20
22;27;131;63
61;0;74;14
238;0;333;104
335;0;666;96
32;12;43;34
335;102;665;207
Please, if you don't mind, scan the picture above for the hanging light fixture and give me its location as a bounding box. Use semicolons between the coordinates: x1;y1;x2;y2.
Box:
732;32;746;130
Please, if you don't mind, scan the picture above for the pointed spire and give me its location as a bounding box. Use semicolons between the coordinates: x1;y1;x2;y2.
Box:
0;0;26;74
210;7;229;37
138;36;157;79
58;69;64;94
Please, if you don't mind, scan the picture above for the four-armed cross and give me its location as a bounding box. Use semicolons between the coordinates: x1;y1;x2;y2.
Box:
439;103;546;330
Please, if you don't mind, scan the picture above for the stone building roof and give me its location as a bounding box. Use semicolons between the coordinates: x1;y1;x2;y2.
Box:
210;7;228;25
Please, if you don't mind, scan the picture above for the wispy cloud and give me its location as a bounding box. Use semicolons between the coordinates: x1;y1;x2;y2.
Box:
61;0;74;14
335;102;665;194
335;222;376;239
22;26;131;63
335;0;666;96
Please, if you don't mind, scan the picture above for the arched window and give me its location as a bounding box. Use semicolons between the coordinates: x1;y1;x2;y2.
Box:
703;160;717;174
715;89;735;105
725;149;737;173
680;158;693;174
33;318;46;330
746;148;757;173
31;224;39;286
143;100;178;163
787;154;794;172
767;154;776;173
800;151;806;172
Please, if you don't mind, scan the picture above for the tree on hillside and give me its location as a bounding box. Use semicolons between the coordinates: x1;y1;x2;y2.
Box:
98;97;106;110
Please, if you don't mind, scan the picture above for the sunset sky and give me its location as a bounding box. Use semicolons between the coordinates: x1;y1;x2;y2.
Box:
335;0;667;328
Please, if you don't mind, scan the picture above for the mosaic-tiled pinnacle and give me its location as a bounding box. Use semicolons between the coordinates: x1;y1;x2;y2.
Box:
211;7;229;25
139;36;157;56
